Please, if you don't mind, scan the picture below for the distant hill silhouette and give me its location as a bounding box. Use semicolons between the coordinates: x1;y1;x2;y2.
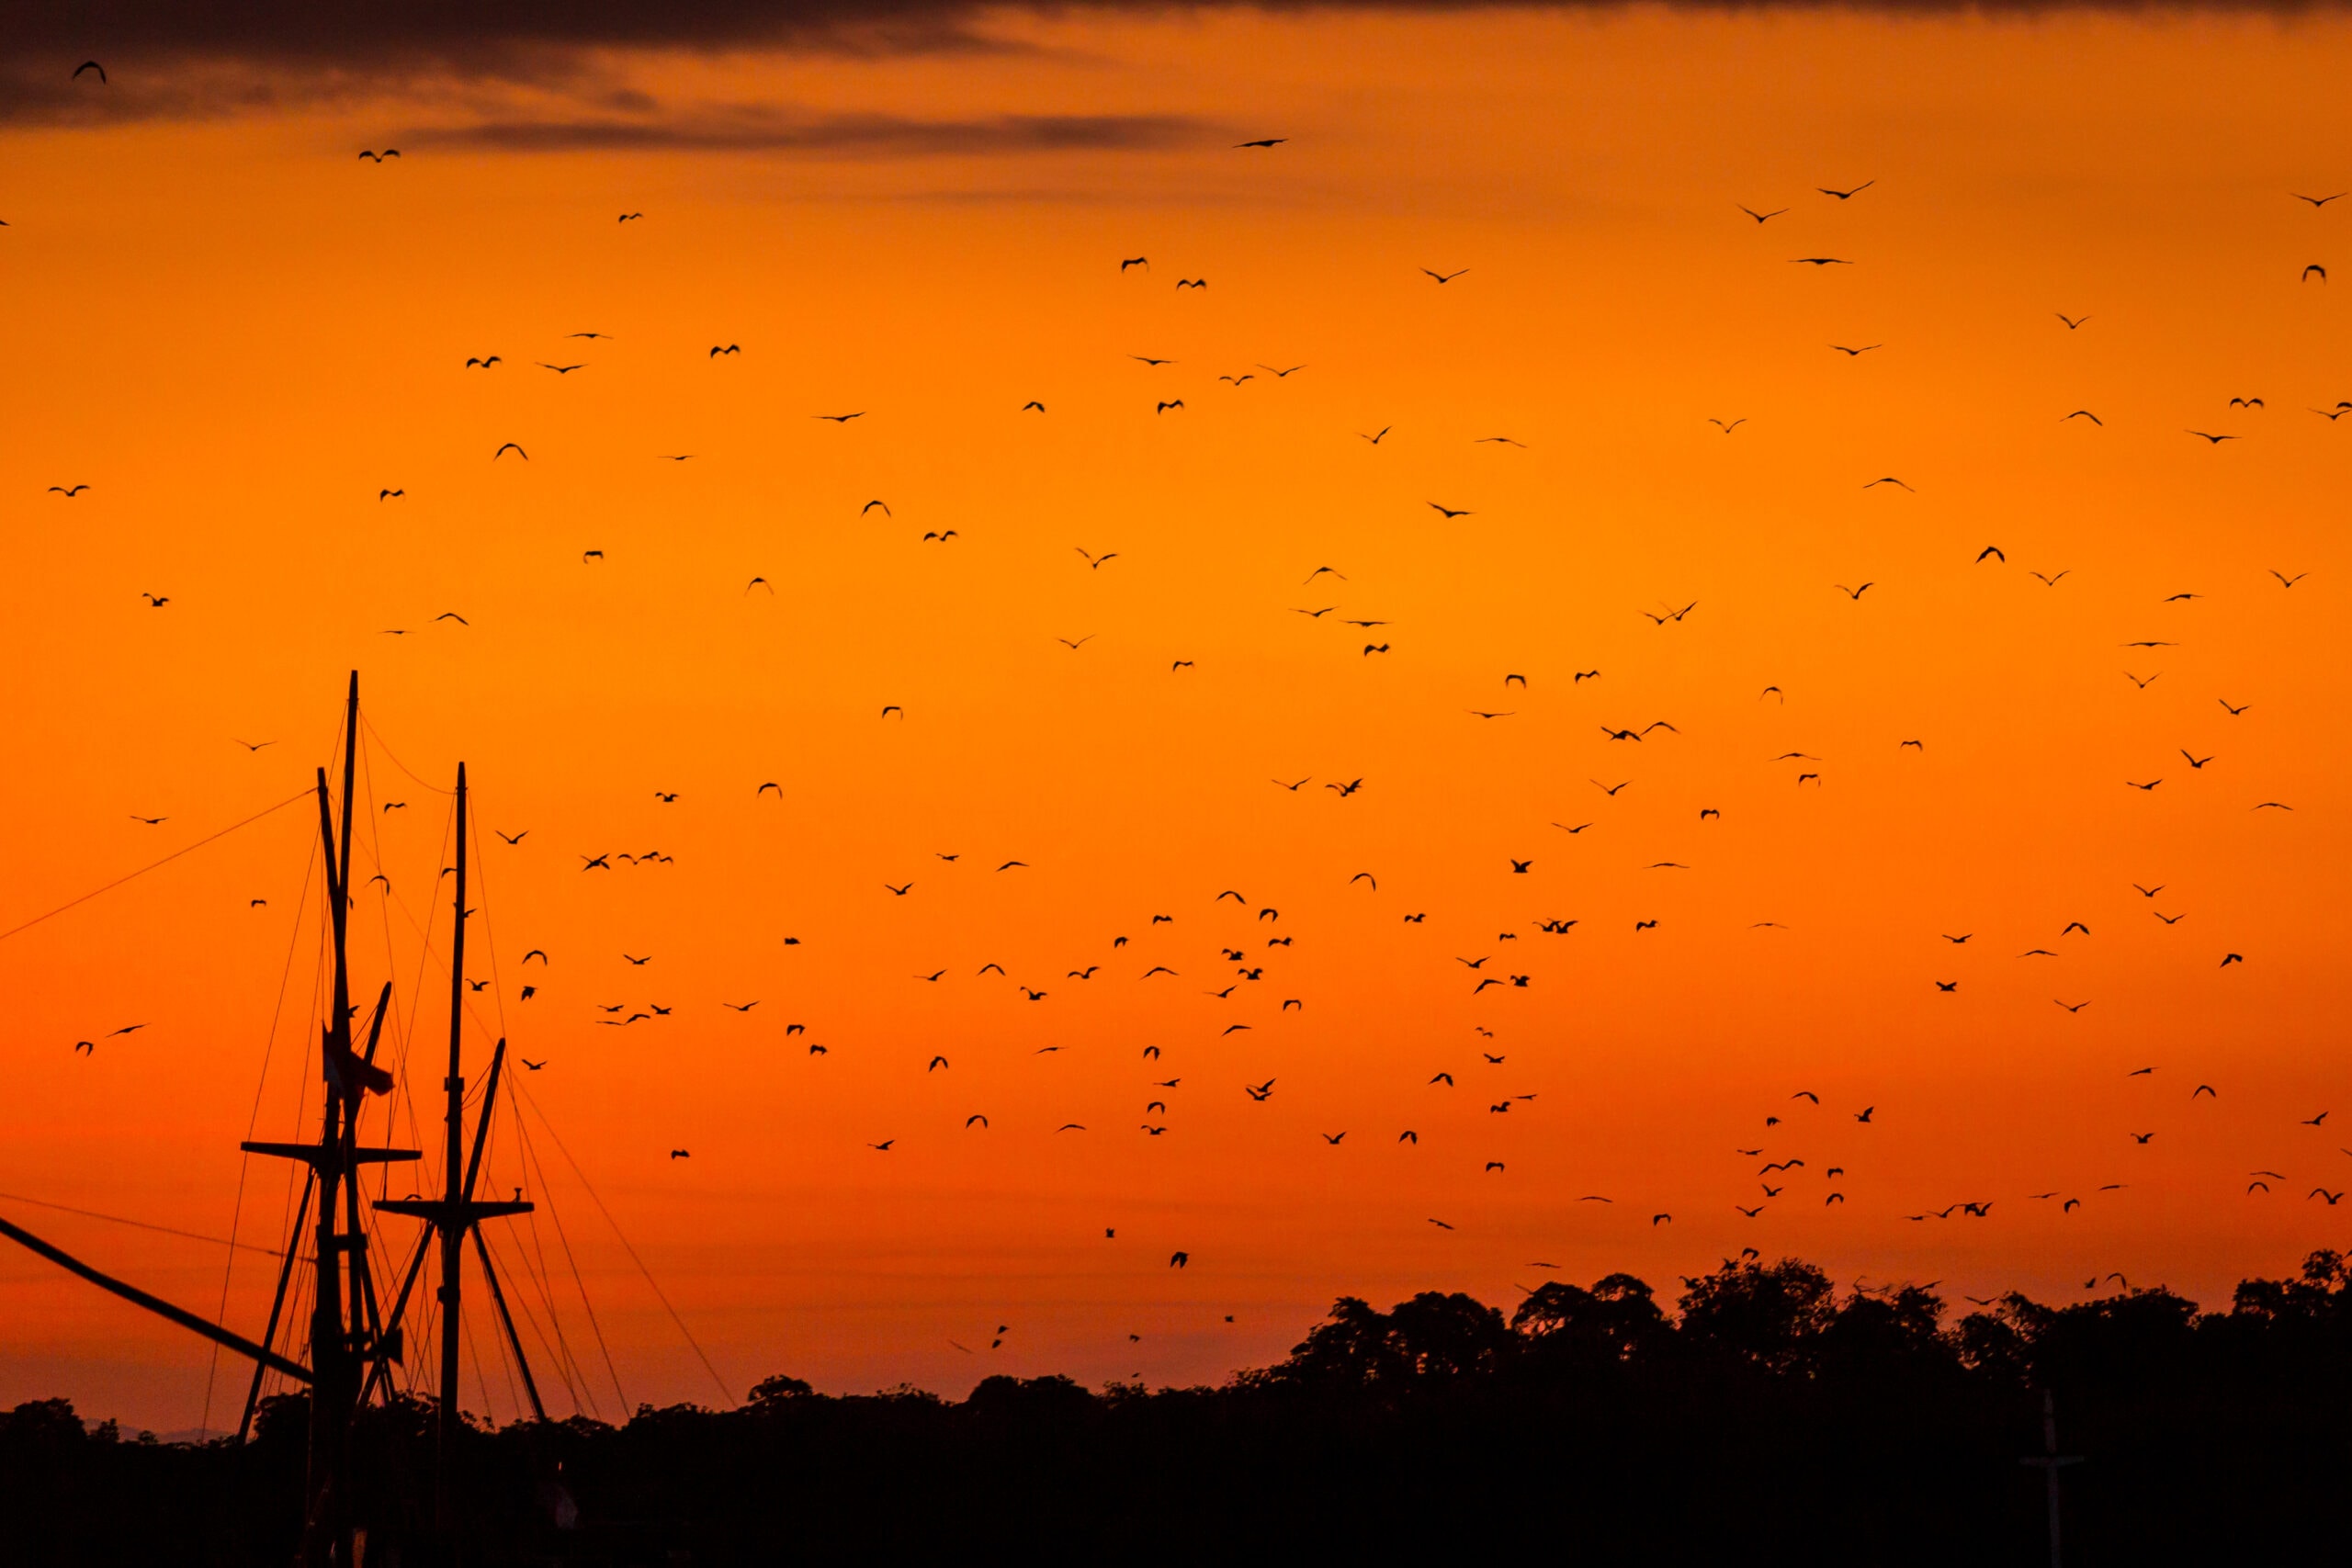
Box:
6;1249;2348;1564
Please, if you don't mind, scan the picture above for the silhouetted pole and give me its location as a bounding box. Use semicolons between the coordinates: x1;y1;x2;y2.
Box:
236;1170;313;1443
437;761;469;1529
0;1213;310;1382
458;1041;542;1426
366;754;535;1540
2018;1388;2083;1568
302;670;362;1566
340;986;393;1389
473;1227;547;1421
359;1232;432;1410
307;772;345;1535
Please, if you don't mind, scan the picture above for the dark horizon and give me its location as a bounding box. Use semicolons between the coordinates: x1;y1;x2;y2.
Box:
9;1246;2350;1562
27;1242;2348;1436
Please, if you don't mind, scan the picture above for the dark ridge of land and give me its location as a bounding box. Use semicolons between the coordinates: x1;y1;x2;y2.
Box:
6;1249;2348;1565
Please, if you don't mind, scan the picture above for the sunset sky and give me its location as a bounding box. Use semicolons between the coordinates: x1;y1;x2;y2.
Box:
1;3;2346;1433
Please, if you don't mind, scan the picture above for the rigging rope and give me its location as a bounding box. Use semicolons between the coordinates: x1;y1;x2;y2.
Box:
514;1113;628;1416
486;1228;588;1417
0;790;311;944
360;714;456;797
512;1140;600;1420
0;1190;287;1258
517;1089;737;1407
199;832;323;1437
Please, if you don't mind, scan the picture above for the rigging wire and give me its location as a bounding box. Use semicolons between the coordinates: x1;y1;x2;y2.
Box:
348;763;466;1199
198;831;322;1436
372;743;436;1170
513;1115;611;1416
243;700;358;1423
248;889;336;1421
480;1247;525;1422
352;757;461;1414
462;1290;498;1427
352;741;441;1356
458;780;606;1419
0;1190;288;1258
254;919;333;1417
513;1113;628;1416
247;875;337;1425
358;739;428;1207
465;1065;568;1416
510;1142;601;1421
516;1087;737;1407
0;790;311;944
345;746;585;1427
486;1228;587;1417
353;784;509;1121
360;714;457;797
461;784;514;1053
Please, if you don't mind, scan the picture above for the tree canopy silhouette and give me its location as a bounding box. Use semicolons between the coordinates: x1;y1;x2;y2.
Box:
6;1249;2349;1564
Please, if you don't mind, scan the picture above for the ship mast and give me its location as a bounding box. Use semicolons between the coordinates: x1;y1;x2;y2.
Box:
436;761;471;1521
309;668;361;1558
375;761;538;1528
238;671;423;1565
0;671;549;1562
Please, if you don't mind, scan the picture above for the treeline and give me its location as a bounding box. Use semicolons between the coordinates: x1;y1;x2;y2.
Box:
6;1249;2349;1564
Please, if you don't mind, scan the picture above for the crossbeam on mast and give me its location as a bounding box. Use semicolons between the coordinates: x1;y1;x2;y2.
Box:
243;1144;422;1167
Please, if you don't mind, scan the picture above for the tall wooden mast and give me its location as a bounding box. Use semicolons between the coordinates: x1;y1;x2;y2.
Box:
235;672;421;1566
309;670;360;1554
439;764;471;1521
376;761;537;1532
0;670;556;1562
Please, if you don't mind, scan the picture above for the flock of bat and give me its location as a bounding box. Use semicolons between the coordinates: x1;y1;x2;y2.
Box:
26;56;2349;1337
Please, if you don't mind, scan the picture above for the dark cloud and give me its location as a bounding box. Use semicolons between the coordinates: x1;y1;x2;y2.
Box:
0;3;1008;127
11;0;2343;67
401;110;1205;155
0;3;1001;67
4;1;2344;128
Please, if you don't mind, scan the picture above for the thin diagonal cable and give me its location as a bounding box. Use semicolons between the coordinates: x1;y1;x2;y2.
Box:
358;739;421;1206
462;1290;497;1426
385;751;447;1198
243;867;335;1423
514;1148;599;1420
345;757;507;1081
355;739;452;1198
459;787;514;1046
514;1111;626;1416
360;714;456;796
517;1087;736;1406
514;1113;621;1415
357;795;515;1121
1;1190;288;1258
349;765;585;1421
481;1247;524;1420
322;743;419;1351
0;791;311;943
487;1228;584;1416
198;835;322;1435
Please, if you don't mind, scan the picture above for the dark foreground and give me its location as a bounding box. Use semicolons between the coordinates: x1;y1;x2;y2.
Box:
6;1250;2348;1565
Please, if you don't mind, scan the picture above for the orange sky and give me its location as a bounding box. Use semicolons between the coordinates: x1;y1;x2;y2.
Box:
2;6;2348;1431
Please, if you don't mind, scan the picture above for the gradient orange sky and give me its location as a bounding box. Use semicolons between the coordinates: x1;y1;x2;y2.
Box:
2;6;2348;1432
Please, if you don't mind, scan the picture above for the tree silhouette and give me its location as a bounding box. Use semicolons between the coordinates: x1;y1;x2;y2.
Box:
8;1250;2352;1564
1676;1256;1839;1371
1511;1273;1667;1367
